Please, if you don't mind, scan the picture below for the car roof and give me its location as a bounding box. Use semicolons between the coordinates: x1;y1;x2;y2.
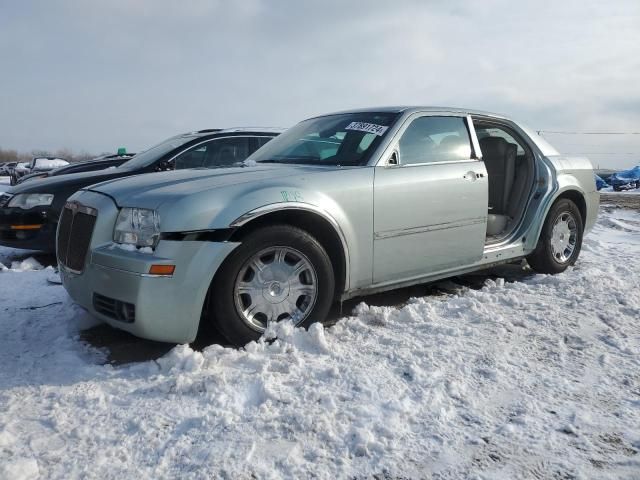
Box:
188;127;285;137
310;106;509;120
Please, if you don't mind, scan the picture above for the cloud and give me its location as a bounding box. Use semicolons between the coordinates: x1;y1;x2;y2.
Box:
0;0;638;167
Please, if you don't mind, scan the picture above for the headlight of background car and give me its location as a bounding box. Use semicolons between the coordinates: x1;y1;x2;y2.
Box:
7;193;54;209
113;207;161;248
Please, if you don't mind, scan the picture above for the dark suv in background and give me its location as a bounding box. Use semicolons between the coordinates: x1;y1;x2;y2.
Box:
0;128;281;252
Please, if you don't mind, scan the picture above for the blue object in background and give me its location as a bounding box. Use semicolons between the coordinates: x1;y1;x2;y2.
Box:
595;174;608;191
609;165;640;191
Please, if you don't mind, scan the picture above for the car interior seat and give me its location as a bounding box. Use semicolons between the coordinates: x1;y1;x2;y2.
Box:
479;136;516;215
507;156;529;219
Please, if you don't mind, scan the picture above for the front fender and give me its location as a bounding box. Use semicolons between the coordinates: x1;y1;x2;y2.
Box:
156;168;375;292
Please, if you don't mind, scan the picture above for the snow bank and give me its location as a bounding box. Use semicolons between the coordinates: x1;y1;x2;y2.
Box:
0;209;639;478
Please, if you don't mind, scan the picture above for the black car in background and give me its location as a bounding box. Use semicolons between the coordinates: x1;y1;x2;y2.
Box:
15;153;136;185
0;128;281;252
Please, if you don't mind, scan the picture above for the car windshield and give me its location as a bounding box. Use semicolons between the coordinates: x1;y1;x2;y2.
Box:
118;134;198;170
248;112;400;166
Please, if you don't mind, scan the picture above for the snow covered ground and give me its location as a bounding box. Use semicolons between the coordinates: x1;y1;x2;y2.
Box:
1;207;639;479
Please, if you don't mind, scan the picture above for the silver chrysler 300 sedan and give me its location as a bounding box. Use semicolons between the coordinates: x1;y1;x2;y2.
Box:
58;107;598;346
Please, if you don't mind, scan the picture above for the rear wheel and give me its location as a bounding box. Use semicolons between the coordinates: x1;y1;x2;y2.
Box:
209;225;335;346
527;198;583;274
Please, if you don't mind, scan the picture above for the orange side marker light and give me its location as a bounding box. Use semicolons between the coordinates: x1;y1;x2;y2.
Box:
148;264;175;276
10;224;43;230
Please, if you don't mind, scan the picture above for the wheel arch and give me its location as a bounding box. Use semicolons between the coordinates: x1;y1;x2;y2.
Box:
226;205;350;297
531;187;587;248
555;189;587;224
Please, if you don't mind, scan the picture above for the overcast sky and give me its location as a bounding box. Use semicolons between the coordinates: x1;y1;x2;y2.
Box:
1;0;639;168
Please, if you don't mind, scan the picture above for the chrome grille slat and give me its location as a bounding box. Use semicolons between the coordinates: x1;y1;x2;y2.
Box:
57;202;97;273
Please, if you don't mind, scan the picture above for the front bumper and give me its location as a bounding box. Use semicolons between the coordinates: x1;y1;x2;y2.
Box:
61;241;239;343
59;190;240;343
0;205;58;251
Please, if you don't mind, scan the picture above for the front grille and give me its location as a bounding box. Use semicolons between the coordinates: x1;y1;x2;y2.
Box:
57;203;97;273
57;207;73;259
0;193;11;208
93;293;135;323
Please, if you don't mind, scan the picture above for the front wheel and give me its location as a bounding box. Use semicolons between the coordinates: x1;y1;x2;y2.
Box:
527;198;584;274
209;225;335;346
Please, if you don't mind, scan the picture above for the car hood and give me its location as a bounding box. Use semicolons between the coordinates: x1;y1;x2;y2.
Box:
6;168;128;195
86;164;341;208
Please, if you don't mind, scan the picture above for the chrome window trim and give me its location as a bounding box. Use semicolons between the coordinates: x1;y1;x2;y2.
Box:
384;159;482;169
466;115;483;160
371;111;473;167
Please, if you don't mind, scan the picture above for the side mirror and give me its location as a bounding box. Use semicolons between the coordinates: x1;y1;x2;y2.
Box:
388;150;400;166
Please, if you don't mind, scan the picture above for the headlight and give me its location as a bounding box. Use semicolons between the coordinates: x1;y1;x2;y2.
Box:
113;207;161;248
7;193;54;209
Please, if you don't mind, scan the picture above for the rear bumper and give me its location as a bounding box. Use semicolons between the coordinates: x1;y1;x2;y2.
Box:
0;206;57;251
61;239;239;344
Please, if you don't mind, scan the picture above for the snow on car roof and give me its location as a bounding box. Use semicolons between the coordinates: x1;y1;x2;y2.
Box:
193;127;286;135
33;158;69;168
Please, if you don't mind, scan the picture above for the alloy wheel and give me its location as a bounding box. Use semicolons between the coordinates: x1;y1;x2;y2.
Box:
233;246;318;332
550;211;578;263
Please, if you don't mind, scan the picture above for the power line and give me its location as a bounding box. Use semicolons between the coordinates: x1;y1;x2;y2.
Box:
565;152;639;155
538;130;640;135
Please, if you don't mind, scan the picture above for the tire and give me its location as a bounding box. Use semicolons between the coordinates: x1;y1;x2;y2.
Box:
209;224;335;346
527;198;584;274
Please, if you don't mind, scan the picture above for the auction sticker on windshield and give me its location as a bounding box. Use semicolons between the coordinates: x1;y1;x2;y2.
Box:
345;122;389;136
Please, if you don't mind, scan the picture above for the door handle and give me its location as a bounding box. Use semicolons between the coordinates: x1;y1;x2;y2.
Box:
463;171;477;181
